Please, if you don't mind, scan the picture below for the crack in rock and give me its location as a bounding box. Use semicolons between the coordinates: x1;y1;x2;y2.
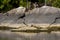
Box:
48;17;60;27
48;10;60;27
18;13;25;19
18;13;28;26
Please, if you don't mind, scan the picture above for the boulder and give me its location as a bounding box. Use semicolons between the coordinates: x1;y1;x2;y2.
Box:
0;7;26;28
25;6;60;28
0;6;60;28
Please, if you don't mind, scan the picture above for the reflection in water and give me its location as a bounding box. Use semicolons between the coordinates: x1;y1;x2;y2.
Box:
0;31;60;40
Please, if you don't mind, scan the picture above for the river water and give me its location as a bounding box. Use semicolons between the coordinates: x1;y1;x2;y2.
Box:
0;31;60;40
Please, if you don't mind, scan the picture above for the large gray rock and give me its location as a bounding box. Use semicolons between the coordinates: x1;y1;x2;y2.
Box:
25;6;60;28
0;6;60;28
0;7;26;28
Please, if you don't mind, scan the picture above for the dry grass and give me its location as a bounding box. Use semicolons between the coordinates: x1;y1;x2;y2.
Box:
0;26;60;33
11;26;60;33
0;26;17;30
47;26;60;31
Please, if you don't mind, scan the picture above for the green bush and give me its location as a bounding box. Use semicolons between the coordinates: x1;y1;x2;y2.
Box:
0;0;60;12
0;0;30;12
46;0;60;8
